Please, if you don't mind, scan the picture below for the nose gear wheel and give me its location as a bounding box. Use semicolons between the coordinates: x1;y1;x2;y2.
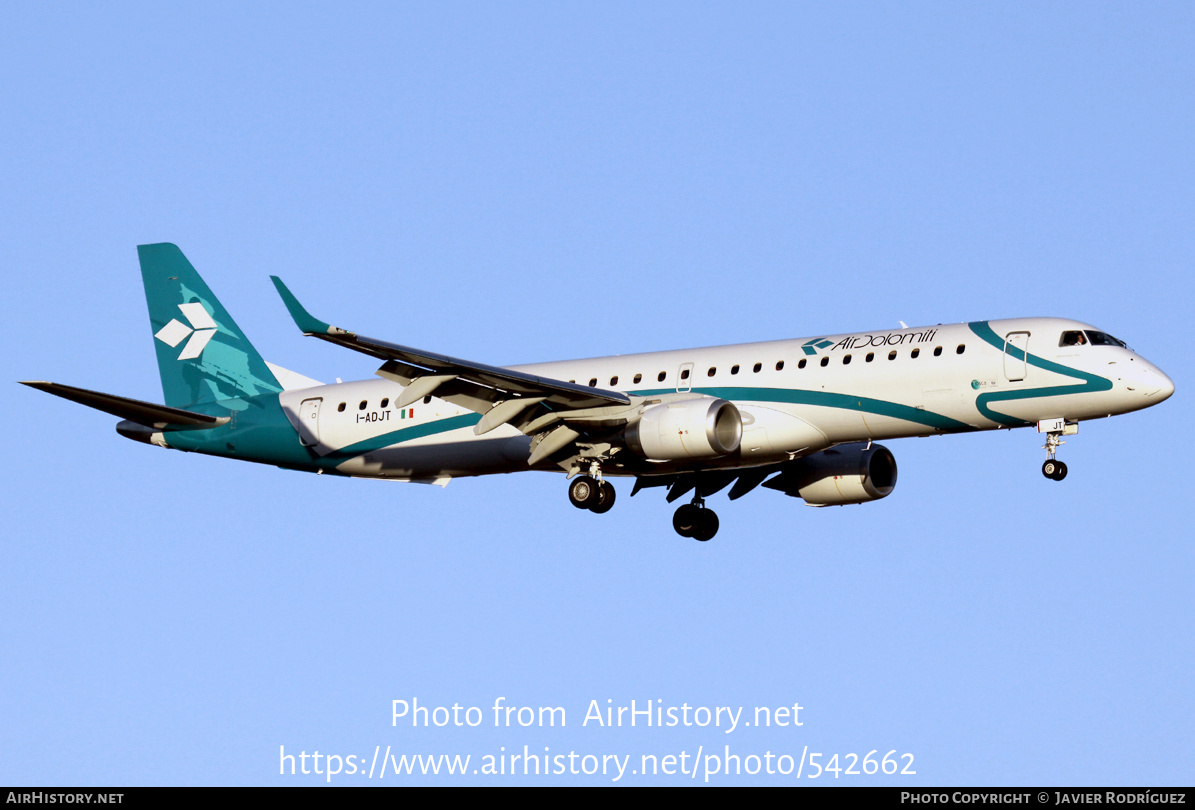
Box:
1042;459;1068;481
1041;430;1069;481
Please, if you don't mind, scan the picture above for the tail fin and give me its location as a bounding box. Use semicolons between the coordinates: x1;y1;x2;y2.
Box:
138;243;281;407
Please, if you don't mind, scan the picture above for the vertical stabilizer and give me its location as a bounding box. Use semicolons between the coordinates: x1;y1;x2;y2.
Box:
138;243;281;407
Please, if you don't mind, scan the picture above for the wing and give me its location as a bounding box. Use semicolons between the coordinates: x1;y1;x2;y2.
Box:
271;278;639;465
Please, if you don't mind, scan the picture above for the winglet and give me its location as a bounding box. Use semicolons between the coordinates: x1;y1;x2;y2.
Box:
270;276;350;336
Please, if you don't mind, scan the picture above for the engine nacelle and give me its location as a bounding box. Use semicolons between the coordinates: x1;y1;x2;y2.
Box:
765;442;898;506
626;397;743;461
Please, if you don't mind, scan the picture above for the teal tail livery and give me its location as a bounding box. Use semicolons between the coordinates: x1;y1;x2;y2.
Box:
23;244;1175;541
139;243;282;407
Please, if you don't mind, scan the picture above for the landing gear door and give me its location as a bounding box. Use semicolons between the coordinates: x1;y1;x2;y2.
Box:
298;397;322;446
1003;331;1030;382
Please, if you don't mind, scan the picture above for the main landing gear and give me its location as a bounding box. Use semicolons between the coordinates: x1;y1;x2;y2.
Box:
566;464;719;541
673;497;719;542
568;474;616;514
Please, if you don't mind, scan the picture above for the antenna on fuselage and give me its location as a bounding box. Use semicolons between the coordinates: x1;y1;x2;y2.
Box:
899;321;908;329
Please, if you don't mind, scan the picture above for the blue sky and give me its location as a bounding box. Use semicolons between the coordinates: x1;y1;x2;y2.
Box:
2;2;1191;785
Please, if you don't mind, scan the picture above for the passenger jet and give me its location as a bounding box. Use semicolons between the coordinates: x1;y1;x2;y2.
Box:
23;244;1174;540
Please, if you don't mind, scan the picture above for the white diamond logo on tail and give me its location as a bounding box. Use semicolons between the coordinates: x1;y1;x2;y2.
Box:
154;319;192;348
177;302;217;330
178;328;217;359
154;303;218;360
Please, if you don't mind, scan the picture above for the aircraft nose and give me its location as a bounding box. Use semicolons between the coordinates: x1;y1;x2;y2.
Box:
1136;363;1174;402
1154;369;1175;402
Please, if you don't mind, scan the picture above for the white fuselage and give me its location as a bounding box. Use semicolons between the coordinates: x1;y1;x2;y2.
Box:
276;318;1173;482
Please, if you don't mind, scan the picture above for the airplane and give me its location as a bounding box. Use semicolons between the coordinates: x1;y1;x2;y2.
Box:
23;243;1174;541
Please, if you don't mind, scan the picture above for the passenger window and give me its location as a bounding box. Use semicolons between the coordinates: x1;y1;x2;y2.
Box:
359;401;367;410
888;351;897;360
707;367;716;377
633;373;642;384
589;378;597;387
380;398;389;408
338;402;346;412
933;346;942;357
820;357;829;367
658;371;667;382
680;368;690;380
866;352;874;362
610;376;618;386
843;354;851;365
956;344;966;354
752;363;762;373
911;348;920;359
798;359;807;369
423;396;432;404
730;365;739;375
775;360;785;371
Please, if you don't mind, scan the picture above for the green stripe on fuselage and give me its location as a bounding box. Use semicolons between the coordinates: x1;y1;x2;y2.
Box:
284;387;971;469
638;387;971;432
967;321;1114;427
317;386;971;465
165;377;985;471
319;413;483;464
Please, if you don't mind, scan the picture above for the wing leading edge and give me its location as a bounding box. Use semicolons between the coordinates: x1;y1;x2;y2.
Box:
270;277;639;463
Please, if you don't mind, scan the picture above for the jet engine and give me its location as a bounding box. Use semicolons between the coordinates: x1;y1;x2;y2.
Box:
625;396;743;461
764;442;897;506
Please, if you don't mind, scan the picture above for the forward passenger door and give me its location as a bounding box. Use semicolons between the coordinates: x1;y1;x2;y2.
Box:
1003;332;1030;382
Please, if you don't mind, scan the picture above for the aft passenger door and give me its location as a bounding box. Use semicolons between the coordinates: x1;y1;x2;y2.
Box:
1003;332;1029;382
297;397;322;446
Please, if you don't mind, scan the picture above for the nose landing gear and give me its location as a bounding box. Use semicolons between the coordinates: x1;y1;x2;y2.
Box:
1039;420;1076;481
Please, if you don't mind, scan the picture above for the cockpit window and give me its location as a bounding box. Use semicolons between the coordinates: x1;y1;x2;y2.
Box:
1059;331;1087;347
1085;331;1127;348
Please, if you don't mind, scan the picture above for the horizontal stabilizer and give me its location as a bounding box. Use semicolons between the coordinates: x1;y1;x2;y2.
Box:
21;381;230;431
